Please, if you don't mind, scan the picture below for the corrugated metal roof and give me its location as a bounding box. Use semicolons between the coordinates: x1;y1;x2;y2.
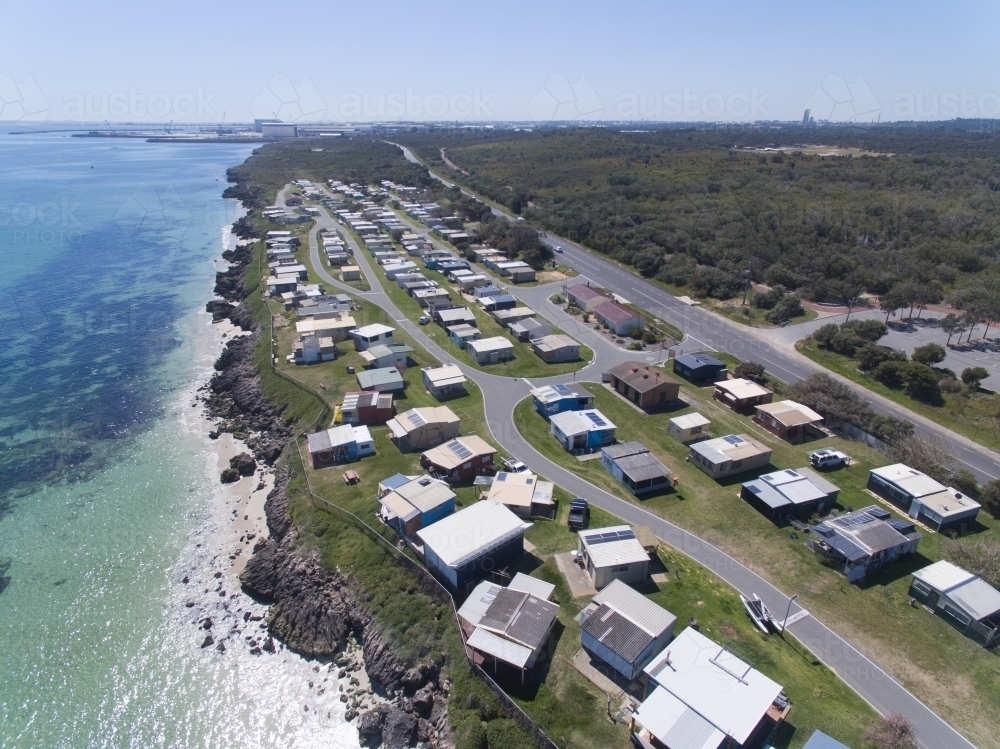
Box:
594;300;639;325
633;686;725;749
457;581;502;626
615;452;671;483
603;441;648;460
674;353;724;369
643;627;783;745
581;526;650;569
422;436;495;470
550;409;616;436
422;364;467;387
416;501;529;568
467;336;514;354
947;577;1000;622
530;384;592;405
466;627;533;669
870;463;946;498
670;413;711;430
912;560;976;593
581;604;654;663
690;434;770;463
591;579;677;637
379;492;420;523
715;378;770;400
802;730;852;749
756;399;823;426
608;361;678;392
508;573;555;601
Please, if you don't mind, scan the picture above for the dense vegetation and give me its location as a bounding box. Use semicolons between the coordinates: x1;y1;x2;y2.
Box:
399;125;1000;306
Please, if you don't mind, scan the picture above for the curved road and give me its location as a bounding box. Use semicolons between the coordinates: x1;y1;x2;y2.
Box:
288;187;977;749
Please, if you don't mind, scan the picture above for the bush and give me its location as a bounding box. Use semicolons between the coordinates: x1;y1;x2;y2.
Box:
767;294;803;323
830;331;865;357
862;713;917;749
842;318;888;343
950;469;980;497
734;361;766;382
981;480;1000;519
911;342;946;366
874;360;907;387
628;341;643;350
581;313;590;323
961;366;989;388
856;344;895;372
939;377;962;393
813;323;840;348
629;327;644;340
642;329;659;344
903;362;942;403
868;414;914;443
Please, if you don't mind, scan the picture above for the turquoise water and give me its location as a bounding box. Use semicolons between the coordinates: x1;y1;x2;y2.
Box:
0;131;359;748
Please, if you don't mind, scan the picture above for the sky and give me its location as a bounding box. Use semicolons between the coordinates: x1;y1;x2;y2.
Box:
1;0;998;124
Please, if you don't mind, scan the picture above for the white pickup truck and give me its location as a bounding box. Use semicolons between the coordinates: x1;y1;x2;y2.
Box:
809;449;850;469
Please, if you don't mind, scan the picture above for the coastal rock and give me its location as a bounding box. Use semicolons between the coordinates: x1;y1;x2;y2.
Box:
411;686;434;717
262;466;292;539
220;468;239;484
205;299;234;322
356;709;383;738
382;708;417;748
200;635;214;648
229;452;257;477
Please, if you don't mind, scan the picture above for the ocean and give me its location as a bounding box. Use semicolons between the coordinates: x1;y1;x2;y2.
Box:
0;129;360;749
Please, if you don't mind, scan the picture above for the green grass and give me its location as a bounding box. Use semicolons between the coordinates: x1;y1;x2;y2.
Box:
513;378;1000;748
711;301;819;328
796;339;1000;453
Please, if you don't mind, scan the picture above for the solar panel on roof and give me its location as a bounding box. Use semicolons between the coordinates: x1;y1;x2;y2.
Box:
586;412;607;427
409;412;426;427
554;384;571;395
448;441;473;459
584;529;637;545
722;435;743;445
836;512;875;527
868;507;891;519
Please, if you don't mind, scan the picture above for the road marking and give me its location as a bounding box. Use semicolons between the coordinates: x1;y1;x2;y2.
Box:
783;609;811;627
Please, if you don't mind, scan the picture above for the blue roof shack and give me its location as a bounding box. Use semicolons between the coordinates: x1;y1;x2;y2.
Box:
801;730;852;749
480;294;517;312
530;384;595;419
673;352;727;384
549;409;616;452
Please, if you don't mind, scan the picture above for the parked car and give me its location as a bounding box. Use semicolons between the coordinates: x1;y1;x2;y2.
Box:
418;315;431;325
809;448;850;469
568;499;590;530
502;457;529;473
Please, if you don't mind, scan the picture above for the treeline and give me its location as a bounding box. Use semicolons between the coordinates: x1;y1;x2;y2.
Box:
398;126;1000;305
224;138;433;206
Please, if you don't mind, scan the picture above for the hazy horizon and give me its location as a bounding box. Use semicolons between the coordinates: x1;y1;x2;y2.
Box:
1;0;998;125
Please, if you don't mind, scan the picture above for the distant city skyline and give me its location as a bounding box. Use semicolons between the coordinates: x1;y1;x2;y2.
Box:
1;0;997;124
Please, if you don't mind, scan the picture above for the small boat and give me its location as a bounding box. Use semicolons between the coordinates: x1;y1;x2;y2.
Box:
741;594;779;634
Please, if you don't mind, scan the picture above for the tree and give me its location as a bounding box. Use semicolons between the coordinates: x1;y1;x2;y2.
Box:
874;360;907;387
980;480;1000;519
868;414;914;443
880;286;909;323
856;344;894;372
938;313;966;346
842;319;888;343
902;362;943;403
767;293;803;324
947;535;1000;588
734;361;766;382
961;366;989;388
949;469;980;497
862;713;917;749
888;435;954;483
911;343;946;366
830;330;865;357
813;323;840;348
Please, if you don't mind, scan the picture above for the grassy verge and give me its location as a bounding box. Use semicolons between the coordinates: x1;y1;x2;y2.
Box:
513;379;1000;748
796;339;1000;453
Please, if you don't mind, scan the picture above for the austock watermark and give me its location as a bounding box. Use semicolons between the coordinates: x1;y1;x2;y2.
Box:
0;197;84;243
0;73;49;122
61;87;218;120
616;87;772;120
338;87;495;120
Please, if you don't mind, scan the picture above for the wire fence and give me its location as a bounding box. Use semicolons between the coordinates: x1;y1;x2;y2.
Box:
255;234;562;749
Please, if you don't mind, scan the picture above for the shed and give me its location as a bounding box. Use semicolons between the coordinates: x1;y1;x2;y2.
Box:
421;364;468;398
530;383;594;419
635;627;785;749
713;377;773;411
447;324;481;349
740;466;839;522
601;442;671;495
466;337;515;365
802;731;852;749
667;412;711;443
754;400;824;443
550;409;617;452
672;353;727;384
306;424;375;467
688;434;772;480
421;436;497;483
493;307;538;328
356;366;405;393
483;472;556;518
531;334;581;363
480;294;517;312
509;317;552;342
909;560;1000;647
341;266;361;282
359;343;414;369
417;501;531;591
378;475;456;538
435;307;477;327
608;361;680;409
867;464;981;532
351;323;395;350
340;391;394;425
579;579;676;680
386;406;461;452
594;300;644;336
578;525;650;589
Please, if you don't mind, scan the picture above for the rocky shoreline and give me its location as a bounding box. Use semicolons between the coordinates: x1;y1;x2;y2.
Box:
202;231;454;748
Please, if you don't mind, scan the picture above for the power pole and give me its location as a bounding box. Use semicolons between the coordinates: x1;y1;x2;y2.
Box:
741;269;752;306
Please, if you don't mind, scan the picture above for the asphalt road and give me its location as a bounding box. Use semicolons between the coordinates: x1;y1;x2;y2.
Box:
392;143;1000;483
289;189;977;749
